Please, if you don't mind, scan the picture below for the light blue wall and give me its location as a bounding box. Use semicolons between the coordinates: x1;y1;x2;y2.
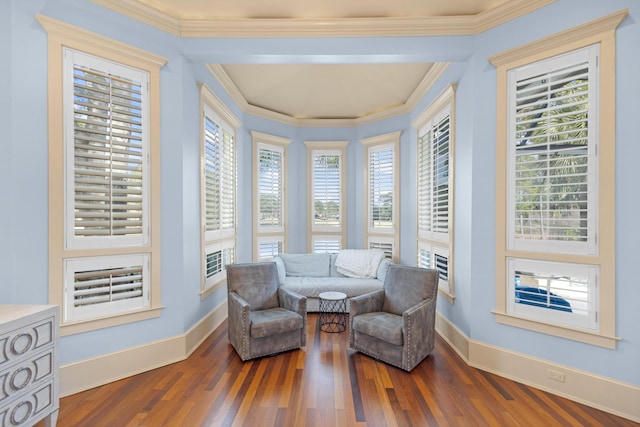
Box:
2;0;639;389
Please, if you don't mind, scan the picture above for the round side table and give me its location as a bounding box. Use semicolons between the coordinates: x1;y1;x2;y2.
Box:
318;291;347;333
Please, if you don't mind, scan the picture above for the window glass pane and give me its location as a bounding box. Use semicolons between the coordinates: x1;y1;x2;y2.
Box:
369;148;394;229
313;153;341;228
508;258;597;330
259;148;283;228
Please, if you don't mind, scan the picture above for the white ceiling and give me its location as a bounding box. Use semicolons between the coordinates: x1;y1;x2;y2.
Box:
135;0;510;20
120;0;519;120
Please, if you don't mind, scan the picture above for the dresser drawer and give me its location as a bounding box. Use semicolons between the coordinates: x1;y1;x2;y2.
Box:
0;317;55;369
0;350;54;406
0;381;55;427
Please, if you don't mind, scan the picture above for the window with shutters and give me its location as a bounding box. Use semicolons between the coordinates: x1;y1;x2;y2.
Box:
306;141;347;253
362;132;400;262
252;132;290;261
200;84;240;296
489;12;623;348
42;15;166;333
413;85;455;300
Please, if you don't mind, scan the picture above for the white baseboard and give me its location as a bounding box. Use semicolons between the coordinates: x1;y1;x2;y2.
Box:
59;301;228;397
435;312;640;423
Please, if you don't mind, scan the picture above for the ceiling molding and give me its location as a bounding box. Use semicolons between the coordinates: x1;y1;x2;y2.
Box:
92;0;555;38
207;62;450;127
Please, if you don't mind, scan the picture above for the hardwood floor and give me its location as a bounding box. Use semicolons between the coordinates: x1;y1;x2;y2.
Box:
45;314;637;426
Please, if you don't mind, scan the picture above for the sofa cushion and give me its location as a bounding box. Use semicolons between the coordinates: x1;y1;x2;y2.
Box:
279;253;331;277
273;256;287;284
377;259;391;282
281;276;383;299
329;253;347;277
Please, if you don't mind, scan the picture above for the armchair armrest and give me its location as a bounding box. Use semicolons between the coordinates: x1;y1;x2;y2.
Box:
350;290;385;318
402;296;437;369
277;287;307;347
278;287;307;316
228;291;251;359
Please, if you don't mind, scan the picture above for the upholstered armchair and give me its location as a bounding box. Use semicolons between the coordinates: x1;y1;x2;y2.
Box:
226;262;307;361
349;265;439;371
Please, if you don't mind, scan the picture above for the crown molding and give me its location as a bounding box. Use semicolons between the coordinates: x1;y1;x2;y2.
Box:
488;8;628;66
92;0;181;36
92;0;555;38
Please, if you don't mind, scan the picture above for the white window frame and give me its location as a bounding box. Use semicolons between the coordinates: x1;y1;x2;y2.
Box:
252;131;291;261
362;132;400;262
413;84;456;301
200;84;240;297
306;141;348;253
40;15;167;334
489;11;624;348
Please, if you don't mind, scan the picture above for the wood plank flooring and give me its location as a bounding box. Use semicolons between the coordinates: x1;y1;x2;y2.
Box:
43;314;638;426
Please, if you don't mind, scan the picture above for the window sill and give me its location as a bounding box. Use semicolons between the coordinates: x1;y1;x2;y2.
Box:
492;310;619;349
61;307;164;336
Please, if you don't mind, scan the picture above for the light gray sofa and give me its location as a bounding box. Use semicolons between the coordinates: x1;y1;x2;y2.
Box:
273;252;392;312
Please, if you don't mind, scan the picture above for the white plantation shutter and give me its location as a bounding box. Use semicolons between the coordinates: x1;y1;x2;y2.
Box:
65;254;149;322
204;115;221;233
258;144;284;231
204;106;235;240
221;130;235;231
65;49;149;249
508;45;598;255
369;145;394;230
369;240;393;260
418;109;450;241
312;151;342;230
258;239;283;261
204;242;235;289
417;243;450;293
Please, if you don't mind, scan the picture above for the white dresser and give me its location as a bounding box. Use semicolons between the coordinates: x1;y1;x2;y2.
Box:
0;306;59;427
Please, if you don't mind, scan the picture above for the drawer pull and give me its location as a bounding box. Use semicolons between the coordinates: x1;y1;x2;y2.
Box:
10;333;33;355
10;367;33;391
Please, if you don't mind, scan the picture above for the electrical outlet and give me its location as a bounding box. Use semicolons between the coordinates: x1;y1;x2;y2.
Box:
547;369;565;382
